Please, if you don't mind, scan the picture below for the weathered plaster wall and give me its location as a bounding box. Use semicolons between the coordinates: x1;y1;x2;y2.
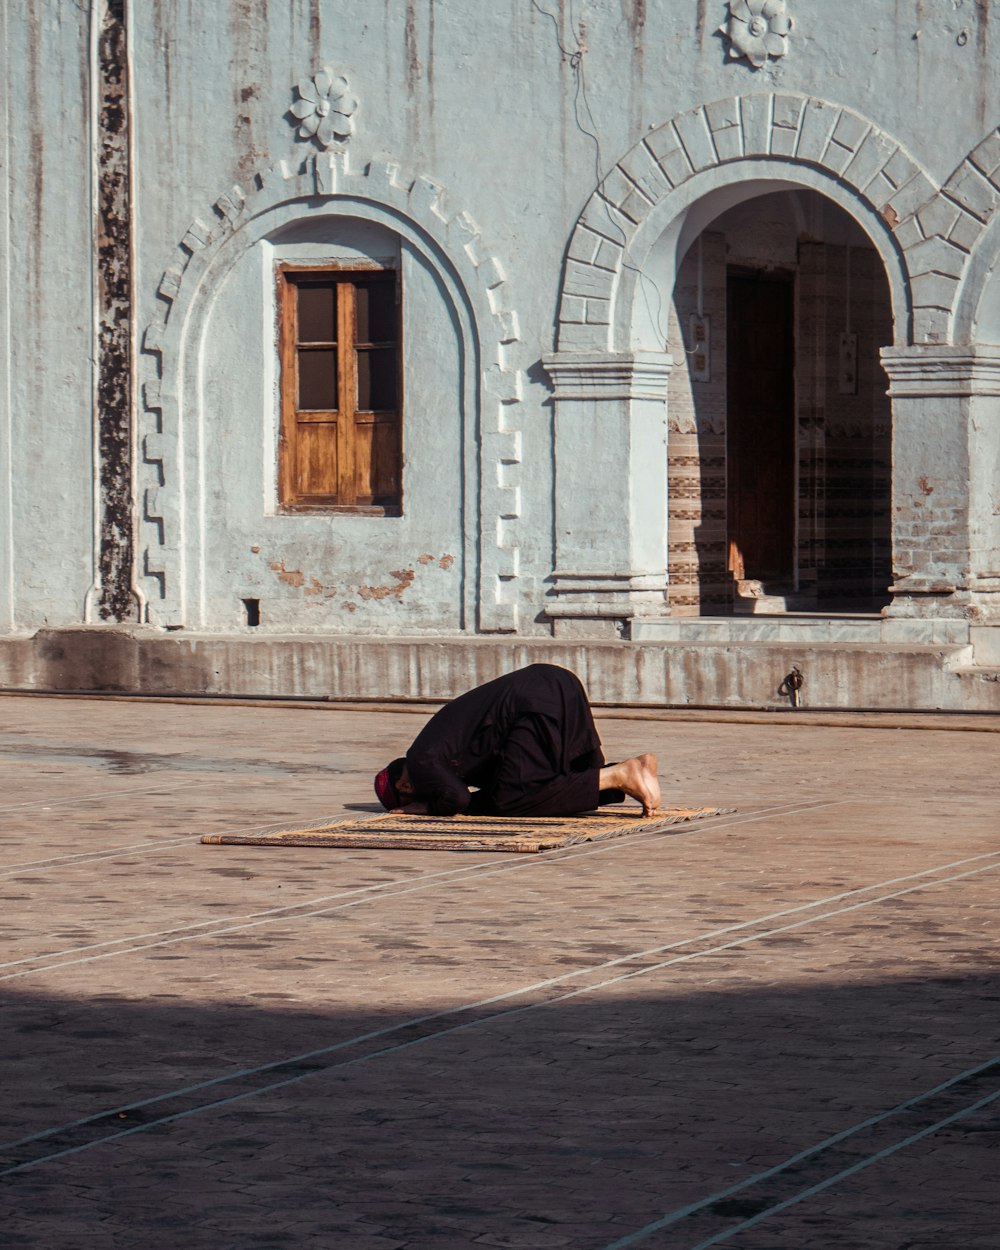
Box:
132;1;1000;358
123;0;1000;637
2;5;96;630
4;1;1000;660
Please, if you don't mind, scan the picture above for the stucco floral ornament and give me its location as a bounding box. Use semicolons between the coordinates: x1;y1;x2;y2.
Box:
719;0;793;69
290;68;358;146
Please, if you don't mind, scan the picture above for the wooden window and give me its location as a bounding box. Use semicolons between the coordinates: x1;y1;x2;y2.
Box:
277;266;401;512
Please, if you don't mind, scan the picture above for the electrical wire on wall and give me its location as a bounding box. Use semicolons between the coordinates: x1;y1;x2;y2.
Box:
530;0;669;347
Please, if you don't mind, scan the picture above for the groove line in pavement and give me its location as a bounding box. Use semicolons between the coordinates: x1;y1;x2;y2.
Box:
0;799;839;976
687;1087;1000;1249
0;802;383;876
599;1066;1000;1250
2;815;995;989
0;792;822;875
0;777;218;816
0;855;996;1175
1;836;216;876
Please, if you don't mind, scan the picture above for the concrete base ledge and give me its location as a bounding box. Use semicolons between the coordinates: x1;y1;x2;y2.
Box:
0;627;995;712
631;614;974;646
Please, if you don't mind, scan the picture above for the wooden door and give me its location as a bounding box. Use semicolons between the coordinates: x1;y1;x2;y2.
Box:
726;273;795;584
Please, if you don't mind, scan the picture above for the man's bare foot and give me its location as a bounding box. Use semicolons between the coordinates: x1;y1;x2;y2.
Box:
599;754;661;817
637;753;661;813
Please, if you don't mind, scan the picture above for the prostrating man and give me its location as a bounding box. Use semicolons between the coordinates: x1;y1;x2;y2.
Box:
373;663;661;818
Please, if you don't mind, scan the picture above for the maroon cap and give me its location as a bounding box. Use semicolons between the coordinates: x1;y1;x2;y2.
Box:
374;767;399;811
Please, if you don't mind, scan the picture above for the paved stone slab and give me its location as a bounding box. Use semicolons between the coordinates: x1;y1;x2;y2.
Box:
0;695;996;1248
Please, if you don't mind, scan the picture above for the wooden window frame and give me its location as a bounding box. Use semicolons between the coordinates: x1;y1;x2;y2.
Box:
276;261;402;515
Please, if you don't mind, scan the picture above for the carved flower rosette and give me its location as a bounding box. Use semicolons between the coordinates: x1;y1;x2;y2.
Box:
719;0;793;69
290;67;359;147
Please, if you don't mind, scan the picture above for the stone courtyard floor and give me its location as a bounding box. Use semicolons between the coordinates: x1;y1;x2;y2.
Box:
0;692;997;1249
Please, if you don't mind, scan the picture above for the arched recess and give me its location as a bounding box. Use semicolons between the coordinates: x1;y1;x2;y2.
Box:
616;166;909;351
140;152;523;633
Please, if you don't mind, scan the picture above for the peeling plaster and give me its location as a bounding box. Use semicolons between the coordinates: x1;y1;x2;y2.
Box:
269;560;305;587
358;568;415;600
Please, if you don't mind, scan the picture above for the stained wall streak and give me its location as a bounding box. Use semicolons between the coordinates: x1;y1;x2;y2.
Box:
96;0;136;621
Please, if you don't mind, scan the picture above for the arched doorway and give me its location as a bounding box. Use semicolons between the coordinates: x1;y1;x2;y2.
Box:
665;189;894;616
545;95;919;636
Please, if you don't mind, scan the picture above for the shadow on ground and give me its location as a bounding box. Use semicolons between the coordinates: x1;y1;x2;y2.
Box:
2;974;998;1249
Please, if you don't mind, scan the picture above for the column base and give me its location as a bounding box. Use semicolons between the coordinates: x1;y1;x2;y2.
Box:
543;571;669;636
886;579;1000;623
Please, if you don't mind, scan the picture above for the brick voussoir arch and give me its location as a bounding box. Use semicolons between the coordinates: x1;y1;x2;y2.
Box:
141;152;523;631
557;92;976;351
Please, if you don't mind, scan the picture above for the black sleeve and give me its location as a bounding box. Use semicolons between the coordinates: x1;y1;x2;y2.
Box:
466;788;495;816
406;757;472;816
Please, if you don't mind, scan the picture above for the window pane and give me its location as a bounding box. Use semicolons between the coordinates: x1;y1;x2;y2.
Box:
298;348;338;410
297;284;336;343
356;347;397;411
370;416;401;504
354;281;396;344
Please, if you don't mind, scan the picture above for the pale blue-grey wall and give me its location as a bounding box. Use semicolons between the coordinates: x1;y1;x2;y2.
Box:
4;2;1000;635
2;4;95;630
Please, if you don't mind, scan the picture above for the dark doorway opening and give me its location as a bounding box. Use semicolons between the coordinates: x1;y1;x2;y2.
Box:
666;191;894;618
726;270;796;589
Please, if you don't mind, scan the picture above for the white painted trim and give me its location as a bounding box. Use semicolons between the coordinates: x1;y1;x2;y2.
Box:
953;207;1000;345
124;0;146;622
82;0;103;623
258;239;278;516
0;0;13;631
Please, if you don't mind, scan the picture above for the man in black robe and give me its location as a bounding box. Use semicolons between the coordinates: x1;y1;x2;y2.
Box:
373;664;660;818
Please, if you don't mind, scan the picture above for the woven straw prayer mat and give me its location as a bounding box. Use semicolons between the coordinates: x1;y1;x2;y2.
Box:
200;806;730;854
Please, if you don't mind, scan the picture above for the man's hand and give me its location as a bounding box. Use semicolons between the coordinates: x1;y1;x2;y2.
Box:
390;801;430;815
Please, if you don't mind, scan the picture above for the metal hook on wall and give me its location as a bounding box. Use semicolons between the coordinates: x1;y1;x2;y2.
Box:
778;666;804;708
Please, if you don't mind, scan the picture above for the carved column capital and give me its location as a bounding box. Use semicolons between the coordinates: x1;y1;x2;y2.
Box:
542;351;673;401
881;345;1000;397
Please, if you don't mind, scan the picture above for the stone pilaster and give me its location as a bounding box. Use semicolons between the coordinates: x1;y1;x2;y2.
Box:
541;352;672;636
881;346;1000;623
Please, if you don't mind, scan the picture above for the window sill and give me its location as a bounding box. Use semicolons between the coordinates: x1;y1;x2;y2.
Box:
278;503;402;517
